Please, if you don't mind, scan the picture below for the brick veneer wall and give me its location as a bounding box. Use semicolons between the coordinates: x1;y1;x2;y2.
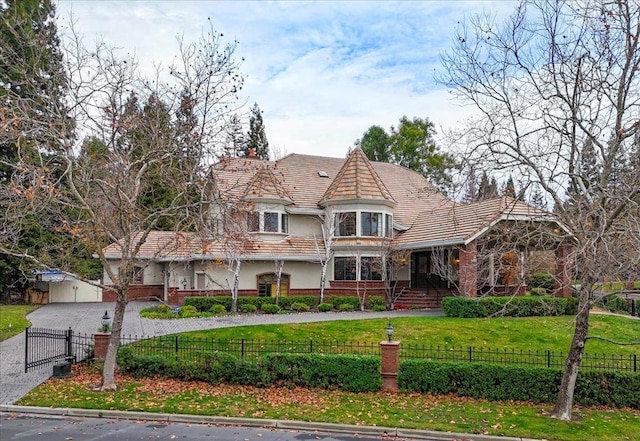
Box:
102;285;164;302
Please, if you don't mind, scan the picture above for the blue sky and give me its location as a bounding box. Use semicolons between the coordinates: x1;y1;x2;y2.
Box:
56;1;517;159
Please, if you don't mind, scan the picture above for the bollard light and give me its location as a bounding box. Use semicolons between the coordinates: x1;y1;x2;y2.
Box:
386;321;394;342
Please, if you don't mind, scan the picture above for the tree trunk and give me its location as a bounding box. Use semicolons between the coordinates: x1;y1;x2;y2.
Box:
230;258;240;313
101;289;126;391
551;286;591;420
319;262;327;304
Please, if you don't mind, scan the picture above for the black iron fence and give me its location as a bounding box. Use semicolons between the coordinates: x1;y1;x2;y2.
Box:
25;327;94;373
399;344;638;372
119;335;639;373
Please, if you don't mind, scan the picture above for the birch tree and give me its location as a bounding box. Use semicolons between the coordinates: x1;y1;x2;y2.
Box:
440;0;640;420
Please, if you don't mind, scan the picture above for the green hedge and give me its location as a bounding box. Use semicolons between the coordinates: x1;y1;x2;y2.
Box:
117;346;379;393
326;295;384;310
398;359;640;408
442;296;577;318
262;353;381;392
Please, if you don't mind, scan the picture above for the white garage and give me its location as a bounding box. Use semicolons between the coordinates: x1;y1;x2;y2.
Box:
37;271;102;303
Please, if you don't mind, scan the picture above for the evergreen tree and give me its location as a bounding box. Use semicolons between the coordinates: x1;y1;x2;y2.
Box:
477;171;499;200
0;0;73;296
354;116;457;194
244;102;269;159
225;113;245;157
501;176;516;198
462;166;479;203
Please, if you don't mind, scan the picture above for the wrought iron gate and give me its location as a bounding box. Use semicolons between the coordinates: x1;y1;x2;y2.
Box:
24;327;93;373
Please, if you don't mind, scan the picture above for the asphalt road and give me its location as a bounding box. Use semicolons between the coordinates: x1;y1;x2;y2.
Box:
0;413;461;441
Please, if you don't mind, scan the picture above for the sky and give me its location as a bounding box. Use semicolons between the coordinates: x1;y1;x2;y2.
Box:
55;1;518;159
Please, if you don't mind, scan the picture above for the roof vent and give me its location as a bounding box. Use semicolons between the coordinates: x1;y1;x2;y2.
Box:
318;170;329;178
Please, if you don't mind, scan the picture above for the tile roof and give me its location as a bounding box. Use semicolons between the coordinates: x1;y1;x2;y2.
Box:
319;148;395;206
394;196;552;248
244;168;293;203
104;231;325;262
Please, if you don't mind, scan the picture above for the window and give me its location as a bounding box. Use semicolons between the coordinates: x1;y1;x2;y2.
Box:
361;257;383;280
119;265;143;284
247;212;259;232
334;257;357;280
385;214;393;237
264;212;279;232
335;212;356;236
281;213;289;233
361;212;382;236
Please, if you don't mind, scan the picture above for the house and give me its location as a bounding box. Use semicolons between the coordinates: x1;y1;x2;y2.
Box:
101;148;571;307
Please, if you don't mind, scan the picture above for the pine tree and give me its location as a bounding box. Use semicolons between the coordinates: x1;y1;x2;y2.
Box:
244;102;269;159
0;0;72;296
477;171;499;200
225;113;245;157
462;166;479;203
501;176;516;198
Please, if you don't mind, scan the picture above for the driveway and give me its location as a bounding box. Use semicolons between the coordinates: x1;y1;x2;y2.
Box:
0;301;443;405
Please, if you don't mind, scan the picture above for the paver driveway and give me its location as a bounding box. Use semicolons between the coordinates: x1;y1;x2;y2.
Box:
0;301;442;404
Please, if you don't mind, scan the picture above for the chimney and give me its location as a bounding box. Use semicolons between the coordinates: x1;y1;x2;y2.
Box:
248;148;256;158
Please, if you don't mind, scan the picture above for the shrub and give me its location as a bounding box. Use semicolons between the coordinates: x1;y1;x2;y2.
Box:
317;302;333;312
262;353;381;392
527;272;555;293
338;303;355;312
372;304;386;311
278;296;317;310
209;304;226;315
261;303;281;314
179;305;198;318
290;302;310;312
529;287;547;296
442;296;574;318
157;304;170;313
367;296;386;309
327;296;360;310
602;294;632;313
240;304;258;314
398;359;640;408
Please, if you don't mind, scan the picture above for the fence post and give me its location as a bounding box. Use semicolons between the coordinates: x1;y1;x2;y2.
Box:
547;350;551;368
634;354;637;373
469;346;473;363
309;339;313;353
93;331;111;359
380;339;400;392
24;327;29;373
241;339;245;360
66;327;73;361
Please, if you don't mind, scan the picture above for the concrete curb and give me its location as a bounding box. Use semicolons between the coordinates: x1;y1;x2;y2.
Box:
0;405;537;441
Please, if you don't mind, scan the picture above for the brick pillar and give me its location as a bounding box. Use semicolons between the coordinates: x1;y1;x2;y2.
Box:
554;245;572;298
458;240;477;297
94;333;111;359
380;340;400;392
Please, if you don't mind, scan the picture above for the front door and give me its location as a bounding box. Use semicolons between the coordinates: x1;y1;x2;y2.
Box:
411;251;449;289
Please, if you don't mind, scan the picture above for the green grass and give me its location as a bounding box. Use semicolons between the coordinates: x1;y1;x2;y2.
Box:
19;371;640;441
178;315;639;356
0;305;38;341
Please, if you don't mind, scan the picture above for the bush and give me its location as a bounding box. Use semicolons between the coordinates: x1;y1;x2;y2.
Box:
367;296;386;309
290;302;310;312
527;272;555;293
398;359;640;408
209;304;226;315
278;296;317;310
529;287;547;296
327;296;360;310
157;304;170;313
179;305;198;318
338;303;355;312
240;304;258;314
262;353;381;392
372;304;386;311
261;303;281;314
602;294;632;313
442;296;574;318
317;302;333;312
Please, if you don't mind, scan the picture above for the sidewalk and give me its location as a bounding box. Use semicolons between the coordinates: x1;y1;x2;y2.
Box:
0;301;443;405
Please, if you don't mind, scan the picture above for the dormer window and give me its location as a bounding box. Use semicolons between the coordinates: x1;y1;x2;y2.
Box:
361;212;382;237
247;211;289;233
334;210;392;238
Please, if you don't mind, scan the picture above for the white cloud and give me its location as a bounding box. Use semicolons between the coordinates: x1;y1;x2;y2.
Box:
56;0;517;159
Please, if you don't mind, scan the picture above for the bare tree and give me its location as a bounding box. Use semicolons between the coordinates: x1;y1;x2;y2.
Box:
440;0;640;420
0;18;244;390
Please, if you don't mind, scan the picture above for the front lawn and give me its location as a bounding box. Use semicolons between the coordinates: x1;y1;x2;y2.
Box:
0;304;38;341
178;314;639;356
18;365;639;441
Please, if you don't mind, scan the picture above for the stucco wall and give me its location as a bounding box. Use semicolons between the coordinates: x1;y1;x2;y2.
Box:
49;279;102;302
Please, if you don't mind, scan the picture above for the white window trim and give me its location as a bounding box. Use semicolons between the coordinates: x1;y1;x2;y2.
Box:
251;210;289;234
334;210;393;238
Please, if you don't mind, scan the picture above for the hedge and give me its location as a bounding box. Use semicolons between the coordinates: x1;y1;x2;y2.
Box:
262;353;381;392
398;359;640;408
326;295;385;310
184;295;385;312
527;272;555;293
442;296;577;318
117;346;380;392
